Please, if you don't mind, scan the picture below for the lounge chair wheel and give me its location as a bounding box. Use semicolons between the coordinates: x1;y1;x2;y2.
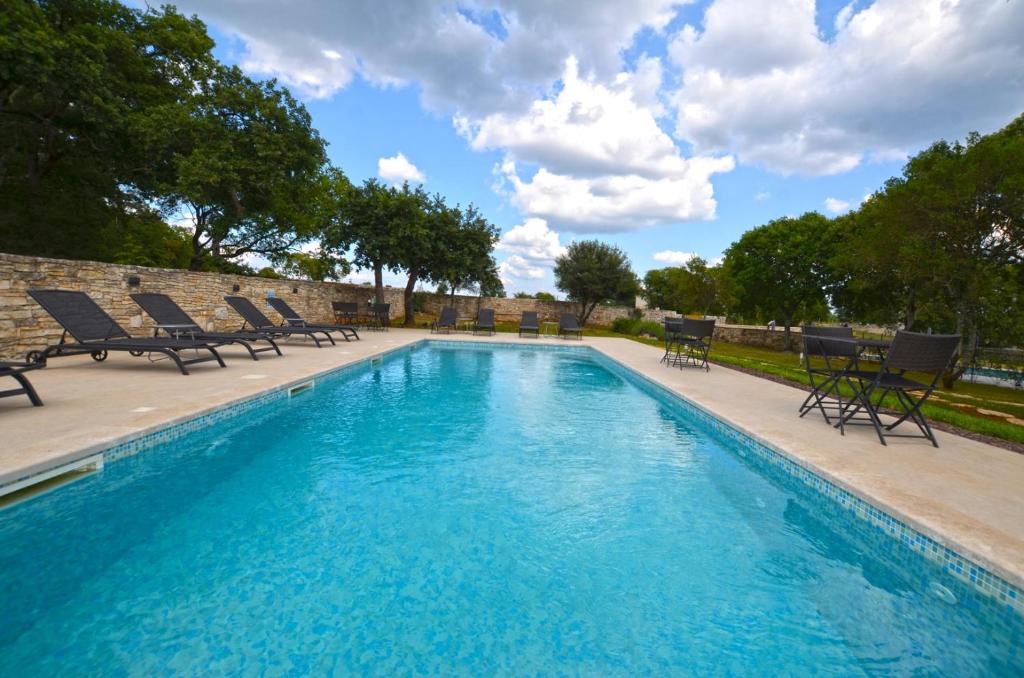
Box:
91;350;108;362
26;350;45;366
129;349;145;357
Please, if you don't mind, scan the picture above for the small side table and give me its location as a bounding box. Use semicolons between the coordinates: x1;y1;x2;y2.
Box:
541;321;559;337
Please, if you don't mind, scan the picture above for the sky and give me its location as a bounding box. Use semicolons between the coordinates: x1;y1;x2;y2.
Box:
162;0;1024;296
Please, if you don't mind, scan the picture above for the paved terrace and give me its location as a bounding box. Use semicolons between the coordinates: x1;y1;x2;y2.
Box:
2;330;1023;590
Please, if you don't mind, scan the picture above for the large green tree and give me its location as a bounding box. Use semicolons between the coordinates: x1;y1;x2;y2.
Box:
722;212;834;349
554;240;639;325
643;257;725;316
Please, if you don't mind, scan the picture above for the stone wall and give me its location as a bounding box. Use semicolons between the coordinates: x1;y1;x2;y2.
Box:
711;324;798;351
0;252;405;359
419;294;661;326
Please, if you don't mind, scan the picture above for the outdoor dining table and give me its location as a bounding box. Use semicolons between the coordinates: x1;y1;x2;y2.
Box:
856;337;892;362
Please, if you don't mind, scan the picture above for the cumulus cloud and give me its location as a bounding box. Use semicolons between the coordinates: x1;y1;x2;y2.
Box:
175;0;680;113
464;59;734;232
377;152;426;184
652;250;699;266
495;218;565;281
824;197;851;214
669;0;1024;175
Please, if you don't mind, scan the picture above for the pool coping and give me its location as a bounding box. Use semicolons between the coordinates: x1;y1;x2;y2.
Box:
3;336;1022;616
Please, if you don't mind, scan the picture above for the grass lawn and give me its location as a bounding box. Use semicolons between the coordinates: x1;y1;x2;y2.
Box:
409;315;1024;447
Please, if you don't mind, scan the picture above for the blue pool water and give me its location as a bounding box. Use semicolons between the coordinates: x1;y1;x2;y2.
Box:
1;344;1020;674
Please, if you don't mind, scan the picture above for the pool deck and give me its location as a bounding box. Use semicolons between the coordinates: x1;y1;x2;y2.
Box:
3;330;1023;591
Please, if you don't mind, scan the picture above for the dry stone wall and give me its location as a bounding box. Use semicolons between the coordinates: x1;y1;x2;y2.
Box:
0;252;404;359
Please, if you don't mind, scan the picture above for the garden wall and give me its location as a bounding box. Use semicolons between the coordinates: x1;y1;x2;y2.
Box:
0;252;404;359
0;252;791;359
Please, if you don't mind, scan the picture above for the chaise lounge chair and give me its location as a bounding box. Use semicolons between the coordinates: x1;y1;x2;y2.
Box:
432;307;457;333
27;290;226;375
131;293;282;361
559;313;582;340
519;311;540;338
224;296;337;347
266;297;359;341
1;361;44;406
474;308;495;335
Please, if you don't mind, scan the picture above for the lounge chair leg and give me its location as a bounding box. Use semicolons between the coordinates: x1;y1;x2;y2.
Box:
11;372;43;406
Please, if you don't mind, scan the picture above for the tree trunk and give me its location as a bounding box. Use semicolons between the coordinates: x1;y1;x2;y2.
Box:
782;313;794;351
373;264;384;304
189;228;205;271
403;270;419;327
904;288;917;331
580;301;598;326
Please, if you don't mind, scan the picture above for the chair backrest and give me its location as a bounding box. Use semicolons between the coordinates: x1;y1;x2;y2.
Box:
439;307;458;325
224;296;275;329
559;313;580;330
370;303;389;316
801;325;854;339
681;317;715;339
130;293;201;331
332;301;358;314
477;308;495;325
802;334;858;358
521;311;539;327
885;331;961;373
267;297;302;321
28;289;131;342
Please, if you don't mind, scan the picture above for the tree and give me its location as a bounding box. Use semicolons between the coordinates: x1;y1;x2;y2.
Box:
429;204;501;308
534;291;555;301
554;240;639;325
0;0;217;266
722;213;834;349
148;64;331;270
642;257;724;316
513;292;533;299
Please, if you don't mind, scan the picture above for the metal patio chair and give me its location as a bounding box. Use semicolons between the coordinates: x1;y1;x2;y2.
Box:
672;318;716;371
798;326;861;431
837;331;960;447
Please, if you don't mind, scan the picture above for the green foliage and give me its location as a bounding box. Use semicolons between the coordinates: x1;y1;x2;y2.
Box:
256;267;282;279
611;317;665;340
512;292;532;299
554;240;639;325
534;291;555;301
722;212;833;349
274;250;350;281
643;257;726;316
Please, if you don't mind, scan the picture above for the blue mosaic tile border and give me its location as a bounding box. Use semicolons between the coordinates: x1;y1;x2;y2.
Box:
588;347;1024;618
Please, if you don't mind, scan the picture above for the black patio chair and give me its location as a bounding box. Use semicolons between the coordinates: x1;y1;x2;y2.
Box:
838;331;960;447
27;290;226;375
131;293;282;360
519;311;539;338
1;361;44;406
559;313;582;340
224;296;335;347
662;317;684;365
673;318;715;371
266;297;359;342
332;302;359;326
432;307;457;333
798;326;860;430
362;302;390;331
474;308;495;335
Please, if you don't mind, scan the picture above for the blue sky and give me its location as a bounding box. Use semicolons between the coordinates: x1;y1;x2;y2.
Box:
170;0;1023;295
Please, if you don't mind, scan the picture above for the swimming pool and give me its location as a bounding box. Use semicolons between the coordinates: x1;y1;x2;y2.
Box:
1;342;1020;674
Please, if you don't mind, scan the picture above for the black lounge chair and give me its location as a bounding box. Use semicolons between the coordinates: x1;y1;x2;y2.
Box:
266;297;359;341
669;318;715;371
1;361;44;406
131;293;282;361
559;313;582;340
474;308;495;335
838;331;960;447
432;306;457;333
27;290;225;375
224;296;336;347
519;311;539;338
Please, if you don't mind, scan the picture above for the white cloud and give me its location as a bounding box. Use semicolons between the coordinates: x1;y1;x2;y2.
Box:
464;58;734;232
670;0;1024;175
498;254;546;280
754;191;771;201
496;218;566;264
823;197;851;214
176;0;681;114
652;250;699;266
377;152;426;184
